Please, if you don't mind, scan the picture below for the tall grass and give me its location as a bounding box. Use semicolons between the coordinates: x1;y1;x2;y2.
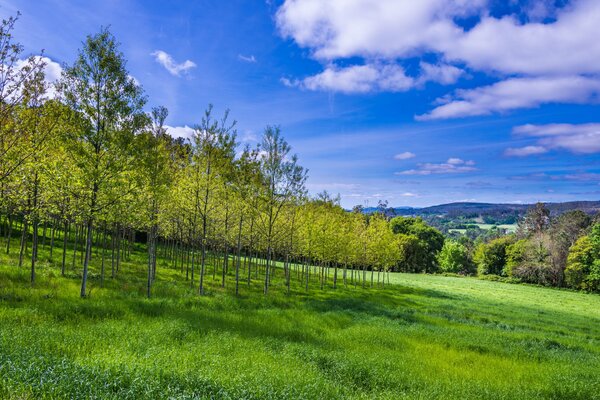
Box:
0;237;599;399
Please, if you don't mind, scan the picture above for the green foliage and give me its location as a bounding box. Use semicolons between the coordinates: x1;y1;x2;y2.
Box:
437;240;473;274
504;239;528;277
390;217;444;273
474;236;514;276
565;225;600;291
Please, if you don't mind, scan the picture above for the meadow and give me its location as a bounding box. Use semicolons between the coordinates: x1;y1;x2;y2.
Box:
0;242;599;399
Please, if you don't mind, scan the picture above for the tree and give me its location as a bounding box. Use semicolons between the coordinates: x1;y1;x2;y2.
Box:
547;210;591;285
137;106;173;298
565;224;600;291
58;27;147;297
0;14;47;183
437;240;473;274
474;236;513;276
179;105;236;294
390;217;444;272
520;202;550;238
255;126;306;295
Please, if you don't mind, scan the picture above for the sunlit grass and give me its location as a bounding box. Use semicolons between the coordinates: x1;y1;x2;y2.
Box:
0;240;599;399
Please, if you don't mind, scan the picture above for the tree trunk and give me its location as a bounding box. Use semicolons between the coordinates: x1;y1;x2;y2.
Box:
80;218;93;298
100;223;107;287
18;217;28;268
61;221;69;276
235;215;243;296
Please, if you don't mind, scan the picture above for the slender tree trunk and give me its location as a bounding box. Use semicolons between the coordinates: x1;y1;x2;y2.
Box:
72;223;79;270
49;218;56;259
147;226;153;298
235;215;243;296
5;213;12;255
101;223;107;288
80;218;93;298
30;218;38;285
61;221;69;276
18;217;28;268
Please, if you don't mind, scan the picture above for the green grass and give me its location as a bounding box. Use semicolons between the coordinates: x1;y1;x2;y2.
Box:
0;239;599;399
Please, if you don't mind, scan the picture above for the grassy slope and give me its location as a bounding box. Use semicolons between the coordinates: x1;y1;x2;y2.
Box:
0;242;599;399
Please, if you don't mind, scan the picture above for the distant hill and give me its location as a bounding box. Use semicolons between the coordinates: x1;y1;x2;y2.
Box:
363;201;600;218
417;201;600;216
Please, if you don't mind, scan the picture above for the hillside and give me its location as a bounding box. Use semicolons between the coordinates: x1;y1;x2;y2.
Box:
1;245;599;399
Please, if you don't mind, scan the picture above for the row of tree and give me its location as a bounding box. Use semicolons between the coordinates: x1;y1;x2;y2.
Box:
1;17;444;298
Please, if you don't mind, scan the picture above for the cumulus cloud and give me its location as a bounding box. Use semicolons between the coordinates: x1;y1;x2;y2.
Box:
292;64;415;93
276;0;600;116
151;50;196;76
165;125;195;140
12;56;63;99
393;151;416;160
417;62;464;86
417;76;600;120
396;158;476;175
509;123;600;154
276;0;486;60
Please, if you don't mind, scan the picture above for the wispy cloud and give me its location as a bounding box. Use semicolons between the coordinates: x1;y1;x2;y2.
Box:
504;145;548;157
151;50;196;76
394;151;416;160
510;123;600;154
238;54;257;63
396;158;476;175
417;76;600;120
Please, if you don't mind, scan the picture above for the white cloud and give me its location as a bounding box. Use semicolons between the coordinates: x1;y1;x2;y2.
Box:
238;54;257;63
151;50;196;76
511;123;600;154
396;158;476;175
394;151;415;160
276;0;600;116
417;76;600;120
442;1;600;76
504;145;548;157
277;0;600;76
241;130;258;143
276;0;486;60
165;125;195;140
417;62;464;86
296;64;414;93
13;56;62;99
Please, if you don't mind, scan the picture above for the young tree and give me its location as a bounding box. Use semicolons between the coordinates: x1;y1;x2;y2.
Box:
137;106;173;297
58;28;147;297
255;126;306;295
437;240;473;275
0;14;47;183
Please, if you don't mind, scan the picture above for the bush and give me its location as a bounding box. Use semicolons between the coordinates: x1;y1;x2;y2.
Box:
474;236;514;276
437;240;474;275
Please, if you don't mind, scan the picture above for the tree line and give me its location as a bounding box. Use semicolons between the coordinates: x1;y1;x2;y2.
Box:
437;203;600;291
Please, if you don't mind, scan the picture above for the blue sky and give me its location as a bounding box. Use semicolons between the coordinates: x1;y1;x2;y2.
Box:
2;0;600;207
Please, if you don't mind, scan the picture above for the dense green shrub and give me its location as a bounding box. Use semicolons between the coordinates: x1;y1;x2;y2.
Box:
437;240;474;274
474;236;514;276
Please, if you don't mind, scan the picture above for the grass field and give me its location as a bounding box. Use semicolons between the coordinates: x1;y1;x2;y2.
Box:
449;224;517;235
0;241;599;399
